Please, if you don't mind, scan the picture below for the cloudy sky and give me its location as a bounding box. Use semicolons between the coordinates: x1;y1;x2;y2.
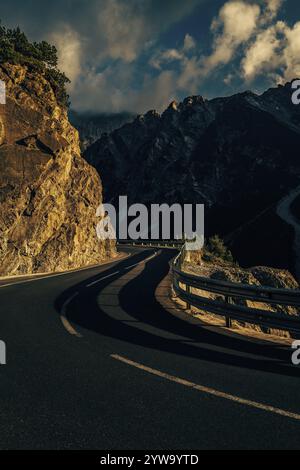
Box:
0;0;299;113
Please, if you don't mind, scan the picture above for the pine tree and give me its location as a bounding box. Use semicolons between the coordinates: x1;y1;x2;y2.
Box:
0;21;70;107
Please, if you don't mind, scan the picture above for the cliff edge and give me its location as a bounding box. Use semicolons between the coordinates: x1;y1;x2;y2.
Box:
0;63;115;275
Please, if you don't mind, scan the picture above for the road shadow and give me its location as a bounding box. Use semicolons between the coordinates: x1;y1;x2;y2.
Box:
55;249;300;379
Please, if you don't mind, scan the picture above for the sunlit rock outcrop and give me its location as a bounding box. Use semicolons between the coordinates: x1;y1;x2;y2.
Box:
0;63;116;276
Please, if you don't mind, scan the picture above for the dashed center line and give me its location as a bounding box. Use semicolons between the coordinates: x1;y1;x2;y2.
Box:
111;354;300;421
86;272;120;287
125;262;142;270
125;252;158;270
60;251;159;337
60;292;82;338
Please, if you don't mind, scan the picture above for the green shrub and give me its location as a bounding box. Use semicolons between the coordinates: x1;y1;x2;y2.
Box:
0;22;70;107
205;235;234;263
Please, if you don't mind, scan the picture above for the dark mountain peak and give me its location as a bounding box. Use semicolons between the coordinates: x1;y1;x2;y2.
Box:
181;95;206;108
165;96;206;116
260;80;300;102
137;109;161;123
85;80;300;220
145;109;161;119
237;90;257;99
167;100;179;111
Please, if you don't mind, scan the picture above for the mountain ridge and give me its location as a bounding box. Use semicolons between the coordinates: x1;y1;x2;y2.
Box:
84;81;300;271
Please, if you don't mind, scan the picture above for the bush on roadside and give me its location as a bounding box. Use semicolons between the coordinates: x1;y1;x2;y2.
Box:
204;235;235;264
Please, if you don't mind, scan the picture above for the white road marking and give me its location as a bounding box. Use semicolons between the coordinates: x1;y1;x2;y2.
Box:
86;271;120;287
111;354;300;421
60;292;82;338
146;252;158;261
60;315;82;338
60;250;158;336
0;272;78;289
60;250;158;335
125;262;142;270
0;253;130;289
125;251;158;270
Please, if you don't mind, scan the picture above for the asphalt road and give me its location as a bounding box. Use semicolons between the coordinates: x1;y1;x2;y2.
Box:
0;246;300;450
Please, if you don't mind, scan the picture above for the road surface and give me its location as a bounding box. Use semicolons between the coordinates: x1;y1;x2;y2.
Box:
0;246;300;450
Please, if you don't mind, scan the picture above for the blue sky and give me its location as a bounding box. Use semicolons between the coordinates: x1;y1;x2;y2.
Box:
0;0;300;113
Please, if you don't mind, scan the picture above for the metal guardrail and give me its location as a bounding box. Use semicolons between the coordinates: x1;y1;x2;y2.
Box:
171;247;300;334
117;239;184;249
117;239;300;333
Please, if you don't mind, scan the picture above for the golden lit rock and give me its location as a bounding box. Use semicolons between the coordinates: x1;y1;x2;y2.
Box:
0;64;116;276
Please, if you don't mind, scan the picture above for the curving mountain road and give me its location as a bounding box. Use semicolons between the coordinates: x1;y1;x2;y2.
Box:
0;247;300;450
277;185;300;280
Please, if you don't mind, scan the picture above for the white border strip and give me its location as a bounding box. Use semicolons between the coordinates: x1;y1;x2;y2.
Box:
111;354;300;421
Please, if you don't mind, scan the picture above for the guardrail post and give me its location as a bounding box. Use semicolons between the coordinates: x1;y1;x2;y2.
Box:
186;284;191;310
225;296;232;328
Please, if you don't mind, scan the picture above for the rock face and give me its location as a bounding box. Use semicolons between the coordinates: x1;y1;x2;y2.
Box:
183;255;299;337
85;83;300;271
85;85;300;207
0;63;116;276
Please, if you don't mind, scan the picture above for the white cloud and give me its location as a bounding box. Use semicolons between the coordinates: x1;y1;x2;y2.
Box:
241;22;284;81
283;22;300;80
241;14;300;83
262;0;284;22
149;31;198;71
52;0;204;111
198;0;299;88
144;0;300;111
137;70;177;112
183;33;196;51
146;0;288;106
149;34;201;94
71;60;178;114
0;0;204;112
203;1;260;73
97;0;149;63
224;73;234;85
149;48;185;70
50;25;82;87
177;56;201;91
1;0;297;113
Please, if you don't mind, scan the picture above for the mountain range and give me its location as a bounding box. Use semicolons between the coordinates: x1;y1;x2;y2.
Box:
84;82;300;272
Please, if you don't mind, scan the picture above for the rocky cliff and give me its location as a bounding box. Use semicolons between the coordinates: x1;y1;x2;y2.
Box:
183;251;299;337
0;63;116;276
